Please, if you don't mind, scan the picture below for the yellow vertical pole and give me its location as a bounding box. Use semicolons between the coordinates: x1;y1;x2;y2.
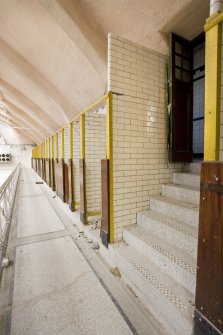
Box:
204;16;222;160
80;114;85;159
62;128;64;160
106;91;114;242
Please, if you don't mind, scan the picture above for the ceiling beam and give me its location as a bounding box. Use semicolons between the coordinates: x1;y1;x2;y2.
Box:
0;109;41;143
0;38;71;123
0;79;59;132
5;100;49;140
38;0;107;81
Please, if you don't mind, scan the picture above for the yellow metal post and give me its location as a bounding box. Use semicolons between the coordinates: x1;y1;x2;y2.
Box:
106;92;114;242
204;15;222;160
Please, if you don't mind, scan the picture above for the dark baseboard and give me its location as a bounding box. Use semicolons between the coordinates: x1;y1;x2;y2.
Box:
194;310;222;335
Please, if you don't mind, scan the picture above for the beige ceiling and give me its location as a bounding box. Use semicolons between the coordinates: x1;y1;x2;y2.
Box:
0;0;209;144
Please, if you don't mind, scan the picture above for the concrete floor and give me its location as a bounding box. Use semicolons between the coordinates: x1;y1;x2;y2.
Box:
0;167;165;335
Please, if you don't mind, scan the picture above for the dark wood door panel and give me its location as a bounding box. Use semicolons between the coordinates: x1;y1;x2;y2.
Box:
195;162;223;333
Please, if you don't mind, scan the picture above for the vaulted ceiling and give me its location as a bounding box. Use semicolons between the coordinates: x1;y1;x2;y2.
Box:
0;0;209;144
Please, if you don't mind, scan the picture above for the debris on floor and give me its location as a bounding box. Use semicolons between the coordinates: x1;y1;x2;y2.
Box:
35;181;43;184
89;220;101;230
1;257;10;268
92;242;100;250
110;267;121;278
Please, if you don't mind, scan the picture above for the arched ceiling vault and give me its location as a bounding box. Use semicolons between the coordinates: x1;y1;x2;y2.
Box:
0;0;209;145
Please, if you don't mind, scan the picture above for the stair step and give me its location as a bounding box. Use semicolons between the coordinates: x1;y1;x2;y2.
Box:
123;225;196;294
183;163;201;174
150;195;199;227
137;210;198;257
173;172;200;188
111;243;195;335
162;183;200;205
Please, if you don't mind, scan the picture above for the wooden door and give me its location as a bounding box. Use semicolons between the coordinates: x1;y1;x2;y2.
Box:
195;162;223;334
169;33;193;163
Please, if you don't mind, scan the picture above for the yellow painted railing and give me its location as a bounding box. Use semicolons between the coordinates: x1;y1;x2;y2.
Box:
204;12;223;160
32;92;114;242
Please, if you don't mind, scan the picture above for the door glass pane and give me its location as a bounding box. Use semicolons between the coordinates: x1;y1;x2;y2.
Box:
182;71;189;83
183;46;189;58
175;42;182;54
175;68;181;80
175;55;182;67
183;59;190;70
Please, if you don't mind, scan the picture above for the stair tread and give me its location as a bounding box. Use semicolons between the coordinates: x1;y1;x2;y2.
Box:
164;182;200;192
124;224;196;275
173;172;200;176
113;242;195;320
139;209;198;239
151;195;199;211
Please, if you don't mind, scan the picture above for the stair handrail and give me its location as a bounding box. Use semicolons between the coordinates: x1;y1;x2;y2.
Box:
0;163;20;253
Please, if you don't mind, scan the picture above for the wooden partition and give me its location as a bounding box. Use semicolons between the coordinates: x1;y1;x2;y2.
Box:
37;158;42;177
55;159;65;202
101;159;110;248
79;159;86;224
45;159;51;187
194;161;223;335
68;159;75;211
51;159;56;191
42;158;46;181
64;162;69;204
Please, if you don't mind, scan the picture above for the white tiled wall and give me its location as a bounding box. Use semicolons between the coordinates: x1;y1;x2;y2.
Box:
220;26;223;160
58;130;62;160
54;135;57;159
72;120;80;204
64;126;70;163
108;33;181;241
85;113;106;213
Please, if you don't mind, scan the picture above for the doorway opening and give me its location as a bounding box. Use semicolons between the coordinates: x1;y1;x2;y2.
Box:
169;33;205;163
192;35;205;161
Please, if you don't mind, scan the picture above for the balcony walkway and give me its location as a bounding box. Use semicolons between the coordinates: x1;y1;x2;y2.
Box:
0;167;164;335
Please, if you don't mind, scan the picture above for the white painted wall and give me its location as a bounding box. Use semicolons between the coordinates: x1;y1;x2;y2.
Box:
0;144;34;168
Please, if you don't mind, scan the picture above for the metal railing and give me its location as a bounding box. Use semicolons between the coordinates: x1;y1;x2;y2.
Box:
0;164;20;251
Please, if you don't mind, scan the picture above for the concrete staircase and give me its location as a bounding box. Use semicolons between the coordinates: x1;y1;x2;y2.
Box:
111;164;200;335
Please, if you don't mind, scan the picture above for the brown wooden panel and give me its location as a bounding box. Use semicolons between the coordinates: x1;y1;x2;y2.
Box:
101;159;110;248
51;159;56;191
64;163;69;204
34;159;38;173
68;159;75;211
195;162;223;333
55;159;65;202
45;159;51;187
42;158;46;180
79;159;86;224
37;158;42;177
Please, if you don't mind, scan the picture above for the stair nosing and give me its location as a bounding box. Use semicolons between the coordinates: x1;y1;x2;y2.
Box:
138;210;198;239
124;225;196;275
114;243;195;315
151;195;198;211
162;183;200;192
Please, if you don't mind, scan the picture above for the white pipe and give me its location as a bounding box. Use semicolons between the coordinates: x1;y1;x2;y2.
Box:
210;0;223;15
